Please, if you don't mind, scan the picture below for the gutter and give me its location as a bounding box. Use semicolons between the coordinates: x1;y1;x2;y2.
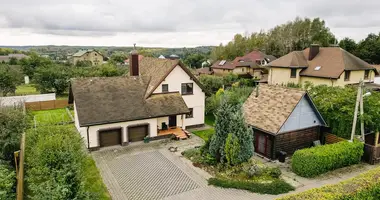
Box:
86;126;90;149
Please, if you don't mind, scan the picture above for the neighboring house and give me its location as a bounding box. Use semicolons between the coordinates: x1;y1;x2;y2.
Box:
243;84;327;159
0;54;29;63
69;52;206;150
211;51;274;80
234;50;277;66
168;54;180;59
194;67;214;76
71;49;104;66
268;45;378;87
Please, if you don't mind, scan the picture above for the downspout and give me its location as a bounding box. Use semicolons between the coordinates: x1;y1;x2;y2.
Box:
87;126;90;149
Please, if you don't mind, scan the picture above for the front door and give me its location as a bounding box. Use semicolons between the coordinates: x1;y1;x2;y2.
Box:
169;115;177;127
255;133;267;155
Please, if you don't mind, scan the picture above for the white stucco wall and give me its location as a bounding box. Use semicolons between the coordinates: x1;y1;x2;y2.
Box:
84;118;158;148
153;65;205;127
279;96;323;133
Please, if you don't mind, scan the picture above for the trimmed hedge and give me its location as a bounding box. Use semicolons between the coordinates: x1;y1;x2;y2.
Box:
277;166;380;200
291;141;363;177
208;178;294;195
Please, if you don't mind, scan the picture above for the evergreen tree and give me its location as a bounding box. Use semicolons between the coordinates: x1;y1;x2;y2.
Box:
209;98;234;162
230;107;254;164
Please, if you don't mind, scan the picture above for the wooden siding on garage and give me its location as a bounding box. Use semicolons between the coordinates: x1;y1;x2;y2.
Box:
274;126;320;158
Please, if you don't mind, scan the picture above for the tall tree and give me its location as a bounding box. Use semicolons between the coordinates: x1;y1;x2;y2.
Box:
0;65;22;96
339;37;358;54
356;33;380;64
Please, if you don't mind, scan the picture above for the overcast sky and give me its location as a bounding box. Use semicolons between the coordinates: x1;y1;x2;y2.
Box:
0;0;379;47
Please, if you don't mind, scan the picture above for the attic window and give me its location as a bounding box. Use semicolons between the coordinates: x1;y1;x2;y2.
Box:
219;60;226;65
314;66;321;71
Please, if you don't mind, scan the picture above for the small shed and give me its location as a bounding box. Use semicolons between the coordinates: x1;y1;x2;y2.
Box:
243;84;327;159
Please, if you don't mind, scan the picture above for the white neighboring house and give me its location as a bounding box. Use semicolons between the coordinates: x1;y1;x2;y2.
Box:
70;52;206;150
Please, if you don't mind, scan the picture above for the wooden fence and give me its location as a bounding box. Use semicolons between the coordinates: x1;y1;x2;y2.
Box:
15;133;25;200
363;144;380;165
325;133;346;144
25;99;69;111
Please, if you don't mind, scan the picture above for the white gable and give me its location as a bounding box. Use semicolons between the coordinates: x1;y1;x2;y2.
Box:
279;95;323;133
153;65;205;127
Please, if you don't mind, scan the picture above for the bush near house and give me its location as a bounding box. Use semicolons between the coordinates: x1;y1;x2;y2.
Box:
25;126;110;200
292;141;364;178
278;166;380;200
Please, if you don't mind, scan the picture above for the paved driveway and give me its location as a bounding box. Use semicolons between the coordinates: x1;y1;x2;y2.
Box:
92;139;277;200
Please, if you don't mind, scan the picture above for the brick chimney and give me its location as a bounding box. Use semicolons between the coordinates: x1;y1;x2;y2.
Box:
130;50;139;76
308;44;320;61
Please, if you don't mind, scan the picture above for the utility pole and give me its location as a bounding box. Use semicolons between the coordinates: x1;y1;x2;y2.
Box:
351;79;363;141
360;83;365;141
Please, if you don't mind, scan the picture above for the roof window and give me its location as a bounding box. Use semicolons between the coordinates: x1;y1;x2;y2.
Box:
314;66;321;71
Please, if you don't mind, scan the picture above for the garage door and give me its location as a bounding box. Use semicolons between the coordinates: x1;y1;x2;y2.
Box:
128;125;148;142
99;128;122;147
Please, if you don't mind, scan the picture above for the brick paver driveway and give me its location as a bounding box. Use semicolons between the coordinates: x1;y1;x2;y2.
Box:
92;139;277;200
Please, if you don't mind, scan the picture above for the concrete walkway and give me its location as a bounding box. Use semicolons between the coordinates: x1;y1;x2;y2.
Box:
92;136;378;200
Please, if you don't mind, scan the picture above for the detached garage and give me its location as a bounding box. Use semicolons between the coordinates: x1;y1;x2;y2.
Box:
128;125;148;142
243;84;327;159
99;128;122;147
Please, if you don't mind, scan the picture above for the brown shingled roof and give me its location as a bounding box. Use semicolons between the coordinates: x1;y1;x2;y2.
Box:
269;47;376;79
268;51;308;68
243;84;306;134
71;76;189;126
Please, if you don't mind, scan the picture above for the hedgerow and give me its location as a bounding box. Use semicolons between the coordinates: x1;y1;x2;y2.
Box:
0;161;16;200
209;177;294;195
291;141;363;178
278;166;380;200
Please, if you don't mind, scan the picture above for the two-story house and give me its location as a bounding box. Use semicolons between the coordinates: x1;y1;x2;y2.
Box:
71;49;104;66
210;51;276;80
268;45;378;87
69;51;206;150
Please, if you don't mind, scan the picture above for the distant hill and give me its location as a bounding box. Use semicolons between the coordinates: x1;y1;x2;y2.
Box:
0;45;215;59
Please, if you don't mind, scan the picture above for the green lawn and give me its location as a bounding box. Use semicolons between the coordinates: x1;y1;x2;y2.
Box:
15;84;39;95
205;114;216;126
193;128;215;141
32;108;72;125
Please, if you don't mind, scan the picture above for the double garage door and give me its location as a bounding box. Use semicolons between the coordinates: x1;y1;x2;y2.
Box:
99;125;148;147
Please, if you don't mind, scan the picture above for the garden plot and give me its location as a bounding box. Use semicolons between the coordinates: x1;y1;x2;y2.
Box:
32;108;73;126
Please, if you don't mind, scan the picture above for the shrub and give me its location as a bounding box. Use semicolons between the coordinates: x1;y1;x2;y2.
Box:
0;161;16;200
278;166;380;200
264;167;282;178
291;141;364;177
25;126;110;200
224;133;240;166
208;177;294;195
0;107;28;162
